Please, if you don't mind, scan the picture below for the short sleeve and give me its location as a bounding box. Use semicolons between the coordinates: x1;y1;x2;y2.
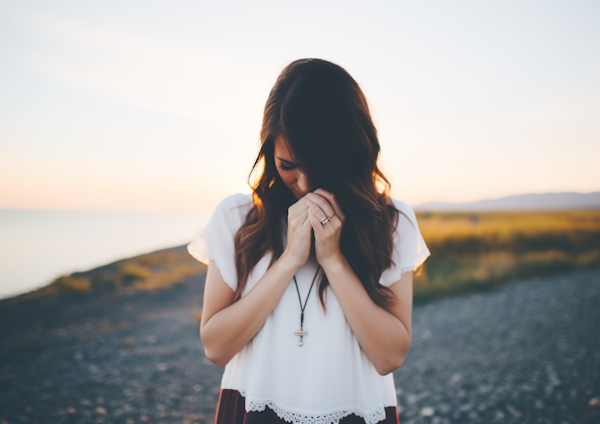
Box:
379;199;431;287
187;193;253;292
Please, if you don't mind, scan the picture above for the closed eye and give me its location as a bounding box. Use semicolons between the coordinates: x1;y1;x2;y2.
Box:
279;163;296;171
277;157;297;170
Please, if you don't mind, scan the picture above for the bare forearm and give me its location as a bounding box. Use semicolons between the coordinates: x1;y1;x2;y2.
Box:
202;253;299;367
323;256;411;375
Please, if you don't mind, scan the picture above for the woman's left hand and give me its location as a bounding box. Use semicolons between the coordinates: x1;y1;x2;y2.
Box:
304;189;346;268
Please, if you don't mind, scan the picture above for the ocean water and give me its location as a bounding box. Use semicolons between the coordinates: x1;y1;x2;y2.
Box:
0;209;212;300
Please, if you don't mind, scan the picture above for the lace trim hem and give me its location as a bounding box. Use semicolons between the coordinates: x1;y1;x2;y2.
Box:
237;388;389;424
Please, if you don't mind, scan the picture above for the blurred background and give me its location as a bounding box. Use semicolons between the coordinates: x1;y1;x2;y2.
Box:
1;1;600;423
1;0;599;299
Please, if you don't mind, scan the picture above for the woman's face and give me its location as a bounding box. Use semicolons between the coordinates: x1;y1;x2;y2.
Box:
274;134;312;201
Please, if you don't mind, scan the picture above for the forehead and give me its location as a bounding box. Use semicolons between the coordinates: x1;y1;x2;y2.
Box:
274;134;292;159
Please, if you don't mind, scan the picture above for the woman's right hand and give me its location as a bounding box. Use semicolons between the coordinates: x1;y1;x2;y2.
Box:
282;195;313;269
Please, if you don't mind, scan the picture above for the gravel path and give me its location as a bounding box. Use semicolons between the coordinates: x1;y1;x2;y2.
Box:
1;254;599;424
395;267;600;424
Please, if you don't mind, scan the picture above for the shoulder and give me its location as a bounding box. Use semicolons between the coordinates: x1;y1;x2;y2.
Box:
379;197;430;283
215;192;253;213
216;192;253;207
386;197;419;232
212;192;254;228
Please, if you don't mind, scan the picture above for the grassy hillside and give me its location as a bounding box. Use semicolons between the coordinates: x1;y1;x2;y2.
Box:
8;247;207;304
9;210;600;306
412;210;600;303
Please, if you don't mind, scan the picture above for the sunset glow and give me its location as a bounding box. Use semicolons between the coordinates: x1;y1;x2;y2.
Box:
1;1;598;212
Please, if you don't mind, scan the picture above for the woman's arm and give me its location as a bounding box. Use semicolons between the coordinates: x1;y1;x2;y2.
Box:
322;256;413;376
302;189;413;376
201;196;313;367
200;252;300;368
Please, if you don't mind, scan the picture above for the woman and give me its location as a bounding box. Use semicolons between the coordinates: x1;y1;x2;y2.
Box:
188;58;430;424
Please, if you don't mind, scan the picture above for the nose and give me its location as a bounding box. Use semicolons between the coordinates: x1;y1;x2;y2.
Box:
297;172;311;194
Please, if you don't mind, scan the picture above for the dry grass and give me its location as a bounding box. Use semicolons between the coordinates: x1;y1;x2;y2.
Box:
11;248;207;303
417;210;600;242
412;210;600;303
12;210;600;305
114;250;207;292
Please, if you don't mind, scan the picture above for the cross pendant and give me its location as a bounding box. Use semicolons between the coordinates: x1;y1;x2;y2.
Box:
294;330;308;346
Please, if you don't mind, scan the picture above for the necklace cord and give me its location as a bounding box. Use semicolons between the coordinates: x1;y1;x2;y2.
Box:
293;265;321;330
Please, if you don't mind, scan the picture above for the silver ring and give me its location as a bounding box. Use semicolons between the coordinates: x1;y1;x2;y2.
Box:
320;213;335;225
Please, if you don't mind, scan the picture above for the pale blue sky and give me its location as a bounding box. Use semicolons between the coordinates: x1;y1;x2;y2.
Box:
1;0;599;211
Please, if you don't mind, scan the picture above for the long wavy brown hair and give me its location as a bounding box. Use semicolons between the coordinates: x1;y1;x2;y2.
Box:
232;58;411;313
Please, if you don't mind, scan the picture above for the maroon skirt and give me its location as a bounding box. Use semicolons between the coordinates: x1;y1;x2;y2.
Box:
215;388;400;424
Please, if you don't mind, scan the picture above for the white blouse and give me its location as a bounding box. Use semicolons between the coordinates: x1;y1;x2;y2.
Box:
188;192;431;424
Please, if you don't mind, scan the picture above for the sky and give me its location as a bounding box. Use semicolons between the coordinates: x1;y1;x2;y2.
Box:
1;0;599;212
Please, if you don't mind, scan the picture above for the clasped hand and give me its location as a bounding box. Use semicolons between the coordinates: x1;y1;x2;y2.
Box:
286;188;346;269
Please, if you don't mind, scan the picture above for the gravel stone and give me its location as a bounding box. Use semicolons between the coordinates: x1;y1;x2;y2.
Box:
1;262;599;423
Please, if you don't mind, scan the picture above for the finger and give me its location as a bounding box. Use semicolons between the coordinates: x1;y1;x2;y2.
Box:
290;195;308;210
302;211;313;231
288;196;306;214
291;208;309;227
304;197;329;224
312;189;343;221
308;209;325;236
306;192;335;219
288;198;310;221
312;189;345;222
328;214;343;230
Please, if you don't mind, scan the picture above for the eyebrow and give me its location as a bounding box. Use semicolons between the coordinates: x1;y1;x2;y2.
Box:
276;156;296;164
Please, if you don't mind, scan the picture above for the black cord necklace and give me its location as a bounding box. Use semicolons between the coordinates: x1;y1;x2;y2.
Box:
293;265;321;346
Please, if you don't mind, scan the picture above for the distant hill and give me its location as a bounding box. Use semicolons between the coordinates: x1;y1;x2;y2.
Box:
413;192;600;212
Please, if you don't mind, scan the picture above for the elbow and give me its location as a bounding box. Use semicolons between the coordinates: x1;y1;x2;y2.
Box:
375;321;412;376
202;339;232;368
375;355;405;376
200;328;230;368
204;347;229;368
375;345;410;376
375;359;400;376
